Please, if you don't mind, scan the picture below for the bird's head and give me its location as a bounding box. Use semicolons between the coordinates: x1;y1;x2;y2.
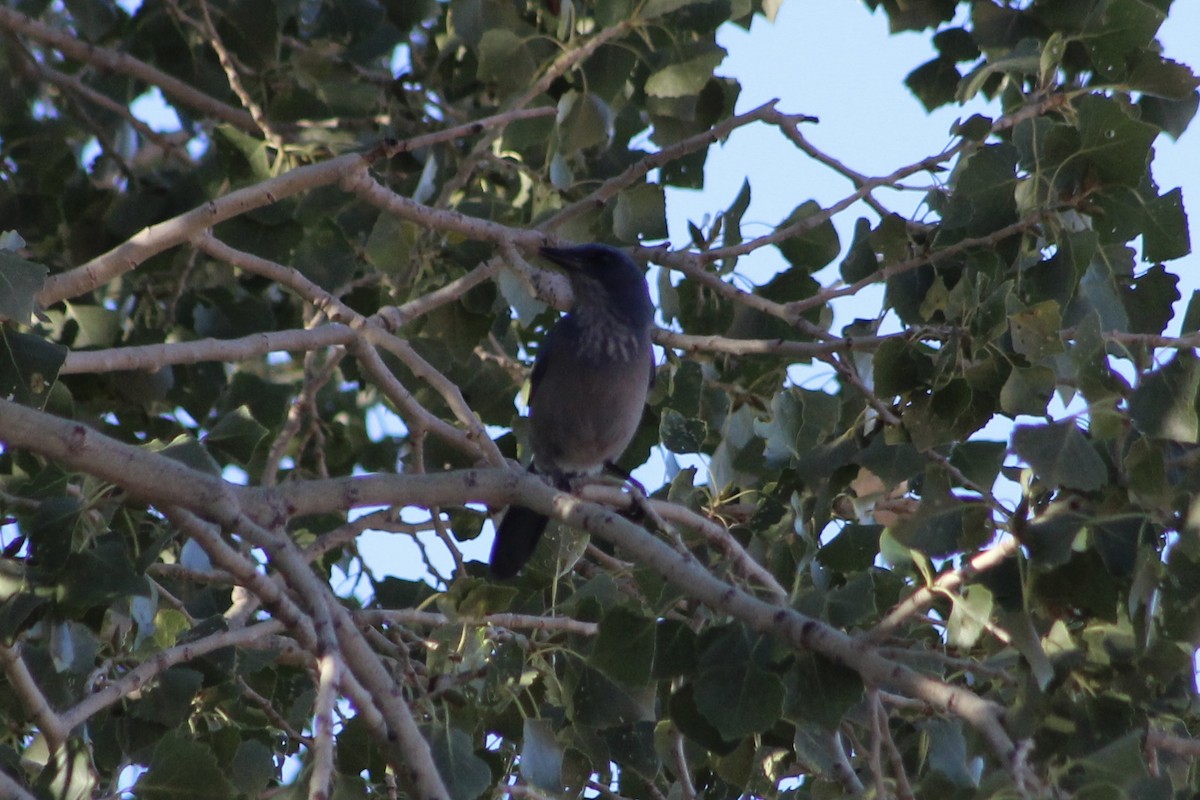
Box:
539;244;653;327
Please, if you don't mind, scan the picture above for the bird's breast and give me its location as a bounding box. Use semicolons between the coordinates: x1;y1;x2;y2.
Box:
528;341;652;474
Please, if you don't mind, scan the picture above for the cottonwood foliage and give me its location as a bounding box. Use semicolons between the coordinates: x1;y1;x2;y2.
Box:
0;0;1197;797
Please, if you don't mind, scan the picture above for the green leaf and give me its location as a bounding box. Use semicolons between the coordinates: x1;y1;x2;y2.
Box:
1023;508;1086;568
1000;364;1055;416
947;584;992;649
557;91;613;154
229;740;275;797
1138;90;1199;140
202;406;269;466
940;143;1018;238
659;408;707;454
669;683;739;754
59;537;148;614
365;213;419;276
694;627;784;738
1082;0;1166;81
613;184;667;242
571;663;656;727
48;620;99;673
1009;299;1064;361
652;618;698;678
1092;516;1143;578
720;179;752;273
1141;188;1191;263
644;48;726;98
855;437;924;485
787;651;863;731
872;338;934;396
957;38;1041;103
754;388;840;468
0;329;66;409
1075;95;1159;187
774;201;840;272
0;250;48;323
32;740;96;800
1181;290;1200;334
905;57;961;112
1011;420;1108;491
817;524;882;573
890;481;990;557
592;607;656;687
1127;55;1200;100
336;715;388;781
1121;264;1180;335
156;435;223;477
1129;351;1200;443
64;302;120;349
920;719;978;788
133;667;205;727
520;719;564;792
948;440;1007;489
839;217;879;282
477;29;536;91
137;732;236;800
430;726;491;800
63;0;122;40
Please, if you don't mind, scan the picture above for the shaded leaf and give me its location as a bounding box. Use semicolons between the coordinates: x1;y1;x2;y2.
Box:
774;201;840;272
520;719;564;792
137;732;235;800
0;250;48;323
613;184;667;242
592;607;656;688
1011;421;1107;490
645;48;726;98
430;726;491;800
1129;351;1200;442
0;329;66;408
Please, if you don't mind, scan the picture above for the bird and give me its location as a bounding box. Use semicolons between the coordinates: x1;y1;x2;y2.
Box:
488;243;656;578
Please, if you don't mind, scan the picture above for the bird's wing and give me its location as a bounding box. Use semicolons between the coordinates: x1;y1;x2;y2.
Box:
527;319;569;406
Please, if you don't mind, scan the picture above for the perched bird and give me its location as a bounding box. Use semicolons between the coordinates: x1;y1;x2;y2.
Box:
489;244;656;578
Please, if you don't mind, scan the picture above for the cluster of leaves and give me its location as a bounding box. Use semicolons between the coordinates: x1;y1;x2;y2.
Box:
0;0;1197;798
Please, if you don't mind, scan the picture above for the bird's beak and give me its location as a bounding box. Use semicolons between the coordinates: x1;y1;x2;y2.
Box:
538;246;586;273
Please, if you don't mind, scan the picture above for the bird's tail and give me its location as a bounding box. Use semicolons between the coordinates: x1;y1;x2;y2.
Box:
489;505;550;578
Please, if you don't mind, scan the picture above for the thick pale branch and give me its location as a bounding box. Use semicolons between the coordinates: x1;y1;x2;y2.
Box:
60;324;357;374
309;653;340;800
360;609;600;636
0;399;241;523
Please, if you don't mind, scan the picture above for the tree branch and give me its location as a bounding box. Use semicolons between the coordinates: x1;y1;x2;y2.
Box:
0;642;69;750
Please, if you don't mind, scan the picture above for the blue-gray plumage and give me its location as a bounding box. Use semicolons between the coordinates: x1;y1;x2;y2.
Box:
489;244;655;578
